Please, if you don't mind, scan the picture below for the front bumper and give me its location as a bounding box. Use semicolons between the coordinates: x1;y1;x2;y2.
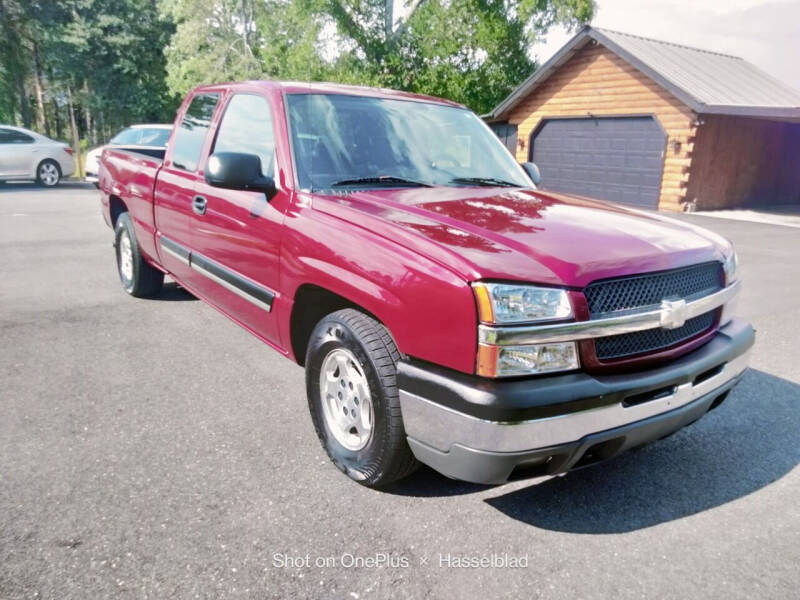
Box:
398;319;754;484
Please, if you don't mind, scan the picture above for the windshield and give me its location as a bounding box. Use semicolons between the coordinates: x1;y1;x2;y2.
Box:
110;128;140;145
286;93;531;191
139;128;171;147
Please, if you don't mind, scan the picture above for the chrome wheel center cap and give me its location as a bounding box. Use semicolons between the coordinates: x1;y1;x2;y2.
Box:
319;348;373;451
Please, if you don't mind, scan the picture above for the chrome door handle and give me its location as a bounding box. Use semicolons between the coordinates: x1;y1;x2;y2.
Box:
192;195;207;215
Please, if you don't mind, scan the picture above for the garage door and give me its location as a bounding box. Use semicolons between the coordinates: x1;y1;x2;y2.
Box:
531;117;666;209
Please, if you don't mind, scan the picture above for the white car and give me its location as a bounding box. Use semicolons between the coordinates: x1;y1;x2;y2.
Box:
85;124;172;184
0;125;76;187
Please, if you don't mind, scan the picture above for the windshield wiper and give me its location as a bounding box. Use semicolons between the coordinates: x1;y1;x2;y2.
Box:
330;175;432;188
450;176;519;188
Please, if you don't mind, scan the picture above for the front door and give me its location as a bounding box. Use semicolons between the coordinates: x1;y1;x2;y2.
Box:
189;92;290;348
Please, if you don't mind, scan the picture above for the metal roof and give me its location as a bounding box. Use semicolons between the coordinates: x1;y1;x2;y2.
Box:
488;26;800;121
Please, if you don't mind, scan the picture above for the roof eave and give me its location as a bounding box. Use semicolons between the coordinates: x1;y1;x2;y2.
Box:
487;26;710;121
487;25;800;123
697;105;800;120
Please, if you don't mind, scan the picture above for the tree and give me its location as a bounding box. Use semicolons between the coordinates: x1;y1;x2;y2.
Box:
160;0;594;114
162;0;330;97
0;0;175;148
323;0;596;113
0;0;35;126
161;0;264;96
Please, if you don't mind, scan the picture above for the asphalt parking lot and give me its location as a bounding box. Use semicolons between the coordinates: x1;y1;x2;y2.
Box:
1;181;798;599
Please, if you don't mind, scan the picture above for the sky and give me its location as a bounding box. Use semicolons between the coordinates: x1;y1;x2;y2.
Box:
530;0;800;92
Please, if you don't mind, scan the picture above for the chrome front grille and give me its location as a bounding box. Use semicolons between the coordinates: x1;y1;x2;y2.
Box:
594;311;716;360
585;262;723;316
585;263;723;361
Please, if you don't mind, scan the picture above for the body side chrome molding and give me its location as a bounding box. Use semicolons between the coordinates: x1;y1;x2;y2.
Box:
158;234;274;312
159;234;190;266
480;280;740;346
190;253;274;312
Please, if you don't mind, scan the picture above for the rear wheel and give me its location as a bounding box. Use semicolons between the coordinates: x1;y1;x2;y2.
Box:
306;309;418;487
114;212;164;297
36;159;61;187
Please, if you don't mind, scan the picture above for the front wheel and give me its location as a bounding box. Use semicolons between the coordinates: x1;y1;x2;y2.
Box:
114;212;164;297
306;309;418;487
36;160;61;187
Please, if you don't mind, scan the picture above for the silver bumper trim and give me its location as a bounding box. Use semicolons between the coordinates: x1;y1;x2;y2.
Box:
479;280;741;346
400;347;750;454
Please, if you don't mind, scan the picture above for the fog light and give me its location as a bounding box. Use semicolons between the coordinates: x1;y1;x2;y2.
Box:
477;342;579;377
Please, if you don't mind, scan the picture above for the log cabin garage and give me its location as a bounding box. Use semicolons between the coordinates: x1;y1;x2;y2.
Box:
485;26;800;212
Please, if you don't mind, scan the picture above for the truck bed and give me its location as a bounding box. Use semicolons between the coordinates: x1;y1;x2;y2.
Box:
99;147;163;262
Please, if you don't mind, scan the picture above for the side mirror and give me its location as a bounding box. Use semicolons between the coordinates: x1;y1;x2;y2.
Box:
205;152;277;198
521;162;541;186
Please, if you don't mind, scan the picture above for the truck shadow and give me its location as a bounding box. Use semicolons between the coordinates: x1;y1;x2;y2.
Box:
389;370;800;532
483;369;799;533
158;281;198;301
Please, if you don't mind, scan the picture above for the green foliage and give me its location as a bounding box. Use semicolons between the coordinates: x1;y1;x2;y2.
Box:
2;0;594;142
318;0;596;113
389;0;539;114
161;0;594;113
161;0;262;96
46;0;177;124
162;0;332;97
0;0;33;124
0;0;175;140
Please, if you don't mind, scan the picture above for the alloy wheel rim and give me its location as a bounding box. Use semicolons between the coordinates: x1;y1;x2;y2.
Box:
319;348;373;451
40;163;59;186
119;231;134;282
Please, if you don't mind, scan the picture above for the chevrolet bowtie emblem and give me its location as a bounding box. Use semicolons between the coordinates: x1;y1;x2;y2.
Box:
660;298;688;329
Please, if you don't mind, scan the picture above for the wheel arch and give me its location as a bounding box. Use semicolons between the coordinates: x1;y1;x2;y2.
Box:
109;195;128;228
289;283;390;367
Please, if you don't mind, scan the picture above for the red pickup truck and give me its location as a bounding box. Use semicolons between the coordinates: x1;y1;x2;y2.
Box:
99;81;753;487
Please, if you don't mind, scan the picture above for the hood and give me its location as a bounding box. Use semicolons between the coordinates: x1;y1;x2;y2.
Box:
310;187;730;287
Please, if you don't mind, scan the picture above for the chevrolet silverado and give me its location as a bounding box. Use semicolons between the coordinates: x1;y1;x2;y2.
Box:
99;81;754;487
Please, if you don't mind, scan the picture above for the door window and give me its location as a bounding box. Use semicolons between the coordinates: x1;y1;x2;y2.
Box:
213;94;275;176
0;128;34;144
171;93;219;172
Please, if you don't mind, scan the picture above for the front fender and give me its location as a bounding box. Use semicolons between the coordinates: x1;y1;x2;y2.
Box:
279;207;478;374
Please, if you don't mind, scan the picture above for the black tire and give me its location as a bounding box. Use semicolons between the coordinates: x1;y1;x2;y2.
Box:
36;159;61;187
114;212;164;297
306;309;418;487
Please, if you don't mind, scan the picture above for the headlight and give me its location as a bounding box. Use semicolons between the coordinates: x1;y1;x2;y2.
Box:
477;342;579;378
472;282;572;324
723;251;738;285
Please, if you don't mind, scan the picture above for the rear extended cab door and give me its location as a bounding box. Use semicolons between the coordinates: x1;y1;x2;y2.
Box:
187;85;294;351
153;91;223;283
